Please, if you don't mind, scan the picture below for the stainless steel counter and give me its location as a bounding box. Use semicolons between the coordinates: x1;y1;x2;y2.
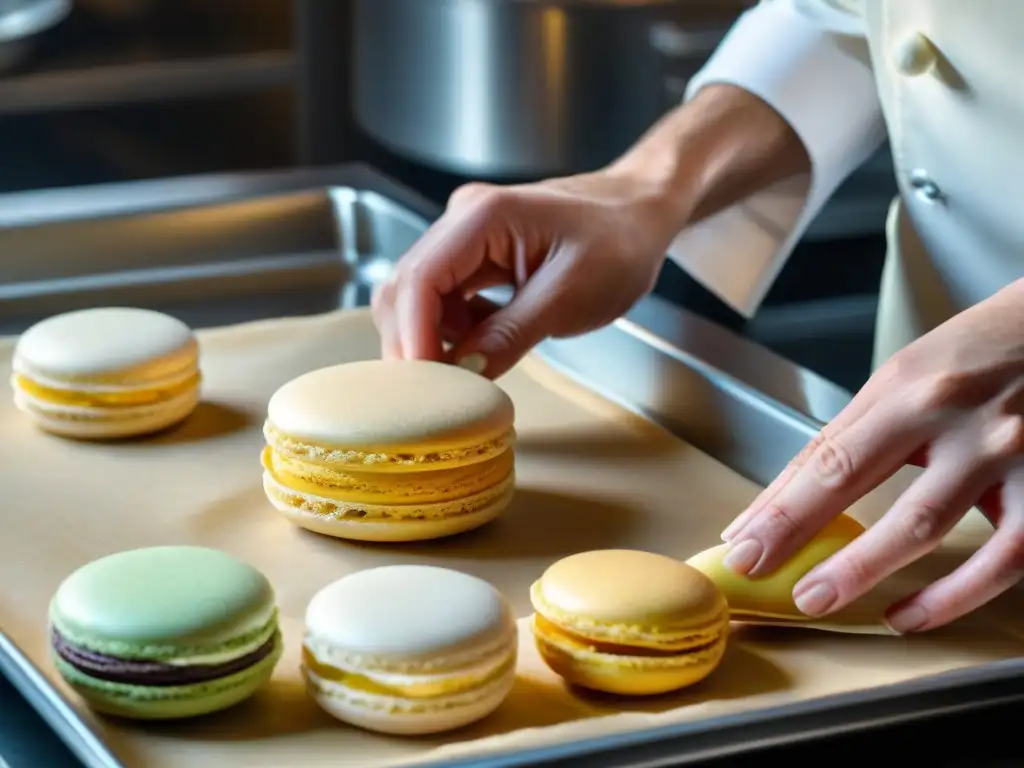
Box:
2;165;1024;768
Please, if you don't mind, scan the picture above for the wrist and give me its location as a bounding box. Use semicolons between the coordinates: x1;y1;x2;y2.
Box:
606;84;809;232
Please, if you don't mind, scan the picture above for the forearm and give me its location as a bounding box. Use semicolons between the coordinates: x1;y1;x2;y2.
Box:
608;84;810;232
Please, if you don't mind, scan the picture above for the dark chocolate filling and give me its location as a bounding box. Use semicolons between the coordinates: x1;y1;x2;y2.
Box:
51;627;277;687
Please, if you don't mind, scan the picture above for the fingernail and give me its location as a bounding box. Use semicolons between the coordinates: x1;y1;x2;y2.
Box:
722;539;763;575
724;512;757;540
880;616;904;636
793;582;837;617
721;520;744;542
456;354;488;375
885;604;928;634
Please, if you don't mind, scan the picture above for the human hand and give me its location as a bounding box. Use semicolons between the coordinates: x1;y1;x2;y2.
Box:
718;281;1024;633
371;169;688;380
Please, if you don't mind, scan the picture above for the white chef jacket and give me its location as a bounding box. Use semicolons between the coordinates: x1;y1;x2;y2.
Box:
667;0;1024;370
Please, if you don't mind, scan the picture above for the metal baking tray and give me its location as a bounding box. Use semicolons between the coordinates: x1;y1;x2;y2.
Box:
2;164;1024;768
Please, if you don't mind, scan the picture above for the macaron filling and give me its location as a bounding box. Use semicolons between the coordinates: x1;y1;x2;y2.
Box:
51;627;279;687
262;446;514;504
301;643;516;700
12;371;201;409
263;421;515;471
532;614;725;667
263;465;515;522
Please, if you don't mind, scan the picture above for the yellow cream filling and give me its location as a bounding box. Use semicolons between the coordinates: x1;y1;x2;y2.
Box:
15;372;200;409
302;647;512;698
532;615;711;659
264;471;513;521
263;422;514;471
262;446;514;504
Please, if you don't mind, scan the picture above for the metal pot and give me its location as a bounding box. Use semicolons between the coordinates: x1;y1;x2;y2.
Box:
352;0;744;180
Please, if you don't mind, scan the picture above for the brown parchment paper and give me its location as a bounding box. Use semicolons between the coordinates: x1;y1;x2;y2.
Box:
3;308;1024;768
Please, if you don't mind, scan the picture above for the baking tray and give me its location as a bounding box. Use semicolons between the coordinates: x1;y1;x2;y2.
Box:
2;164;1024;768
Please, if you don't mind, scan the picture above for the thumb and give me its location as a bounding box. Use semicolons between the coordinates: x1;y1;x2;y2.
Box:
450;277;563;379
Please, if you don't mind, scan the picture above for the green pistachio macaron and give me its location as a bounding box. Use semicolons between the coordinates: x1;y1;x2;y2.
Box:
49;546;282;720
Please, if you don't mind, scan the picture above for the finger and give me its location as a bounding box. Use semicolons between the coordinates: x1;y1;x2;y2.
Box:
723;441;932;546
721;429;855;542
395;278;444;360
371;280;402;360
790;456;992;617
448;262;567;379
722;363;924;543
884;524;1024;633
392;201;516;360
884;465;1024;633
721;400;931;579
440;293;506;354
721;386;897;542
447;181;497;211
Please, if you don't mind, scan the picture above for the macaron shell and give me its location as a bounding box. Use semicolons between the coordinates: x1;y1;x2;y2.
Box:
54;633;282;720
686;514;866;622
13;307;197;384
305;565;514;663
533;550;726;646
265;360;514;455
51;547;276;655
14;385;199;440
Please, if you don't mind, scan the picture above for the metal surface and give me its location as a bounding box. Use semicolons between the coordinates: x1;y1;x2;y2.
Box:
1;164;1023;768
0;0;70;43
0;52;296;116
0;0;70;76
293;0;353;166
351;0;742;178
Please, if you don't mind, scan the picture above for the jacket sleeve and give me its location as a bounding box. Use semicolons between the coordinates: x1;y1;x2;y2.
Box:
665;0;887;318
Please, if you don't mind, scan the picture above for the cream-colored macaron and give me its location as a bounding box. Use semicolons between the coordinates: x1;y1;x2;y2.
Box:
262;360;516;542
11;307;200;439
302;565;518;735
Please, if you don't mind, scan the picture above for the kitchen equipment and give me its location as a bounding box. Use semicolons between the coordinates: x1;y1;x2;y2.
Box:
352;0;746;179
0;0;70;71
0;0;69;42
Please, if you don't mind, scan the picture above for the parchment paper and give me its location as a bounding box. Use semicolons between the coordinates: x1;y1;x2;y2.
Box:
2;309;1024;768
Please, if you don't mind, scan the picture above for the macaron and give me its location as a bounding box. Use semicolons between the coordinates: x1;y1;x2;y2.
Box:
687;513;866;625
530;550;730;696
302;565;517;735
11;307;200;439
49;546;282;720
261;359;516;542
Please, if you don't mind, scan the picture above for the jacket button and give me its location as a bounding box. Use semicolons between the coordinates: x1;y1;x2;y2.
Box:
909;169;943;204
894;32;937;76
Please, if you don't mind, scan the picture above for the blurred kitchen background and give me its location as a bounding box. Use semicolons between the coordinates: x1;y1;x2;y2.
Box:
0;0;895;392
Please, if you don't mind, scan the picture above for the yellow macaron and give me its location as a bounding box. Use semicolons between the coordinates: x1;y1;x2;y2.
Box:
686;514;866;624
11;307;200;439
530;550;730;696
261;359;516;542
